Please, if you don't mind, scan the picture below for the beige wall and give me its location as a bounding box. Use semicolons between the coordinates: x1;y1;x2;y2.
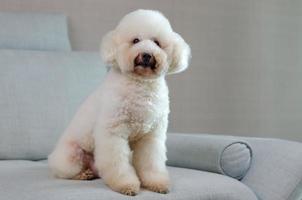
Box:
1;0;302;141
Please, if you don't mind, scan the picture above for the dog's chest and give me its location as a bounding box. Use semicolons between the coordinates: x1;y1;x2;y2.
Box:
119;81;169;134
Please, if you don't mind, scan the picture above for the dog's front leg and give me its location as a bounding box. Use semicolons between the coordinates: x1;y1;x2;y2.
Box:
132;131;170;194
94;125;140;196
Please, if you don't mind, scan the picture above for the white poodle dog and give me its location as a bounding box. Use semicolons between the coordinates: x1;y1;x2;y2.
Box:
48;9;190;196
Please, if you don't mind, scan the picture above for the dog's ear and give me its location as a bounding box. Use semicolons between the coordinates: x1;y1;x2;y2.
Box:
100;31;117;66
168;32;191;74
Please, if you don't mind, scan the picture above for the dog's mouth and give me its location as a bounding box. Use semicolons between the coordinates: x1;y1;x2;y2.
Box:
134;61;156;70
134;53;157;70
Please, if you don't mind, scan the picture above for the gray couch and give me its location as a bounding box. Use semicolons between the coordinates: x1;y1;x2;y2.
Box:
0;12;301;200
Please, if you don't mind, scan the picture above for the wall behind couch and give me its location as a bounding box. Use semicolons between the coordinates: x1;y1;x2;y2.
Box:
1;0;301;141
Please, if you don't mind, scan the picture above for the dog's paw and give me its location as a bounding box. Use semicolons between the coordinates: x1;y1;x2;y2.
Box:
72;168;96;180
140;172;170;194
143;181;169;194
145;185;169;194
107;175;140;196
119;184;140;196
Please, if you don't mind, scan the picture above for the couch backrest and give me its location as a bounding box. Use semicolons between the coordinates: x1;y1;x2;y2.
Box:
0;11;71;51
0;50;106;160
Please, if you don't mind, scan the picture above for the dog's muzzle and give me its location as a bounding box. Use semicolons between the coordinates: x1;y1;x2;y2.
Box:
134;53;156;69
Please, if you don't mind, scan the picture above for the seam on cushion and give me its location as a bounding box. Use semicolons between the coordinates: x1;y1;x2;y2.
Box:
219;141;253;180
63;15;72;50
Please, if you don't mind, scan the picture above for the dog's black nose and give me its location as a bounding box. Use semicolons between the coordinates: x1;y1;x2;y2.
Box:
142;53;152;63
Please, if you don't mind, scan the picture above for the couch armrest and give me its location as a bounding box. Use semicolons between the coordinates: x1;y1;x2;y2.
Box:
166;133;253;180
241;138;302;200
166;133;302;200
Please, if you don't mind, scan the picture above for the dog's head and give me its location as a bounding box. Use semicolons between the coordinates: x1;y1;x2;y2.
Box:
101;9;191;79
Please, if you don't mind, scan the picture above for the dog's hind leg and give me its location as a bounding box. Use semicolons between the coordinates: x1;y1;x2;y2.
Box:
72;149;98;180
48;89;100;180
48;138;85;179
48;137;98;180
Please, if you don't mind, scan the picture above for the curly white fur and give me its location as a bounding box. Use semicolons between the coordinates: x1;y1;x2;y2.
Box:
48;9;191;196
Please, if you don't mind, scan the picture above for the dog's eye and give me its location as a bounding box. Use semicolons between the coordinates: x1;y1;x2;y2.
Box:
153;40;160;47
132;38;140;44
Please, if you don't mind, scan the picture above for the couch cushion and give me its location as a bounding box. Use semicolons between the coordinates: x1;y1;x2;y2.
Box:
0;11;71;51
0;160;258;200
0;49;106;160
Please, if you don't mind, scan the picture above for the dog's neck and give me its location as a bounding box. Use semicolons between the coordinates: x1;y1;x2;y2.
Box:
109;66;165;85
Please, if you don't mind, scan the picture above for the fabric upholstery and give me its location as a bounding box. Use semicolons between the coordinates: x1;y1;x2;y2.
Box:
288;180;302;200
0;49;106;160
241;138;302;200
0;160;258;200
166;133;252;180
0;11;71;51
